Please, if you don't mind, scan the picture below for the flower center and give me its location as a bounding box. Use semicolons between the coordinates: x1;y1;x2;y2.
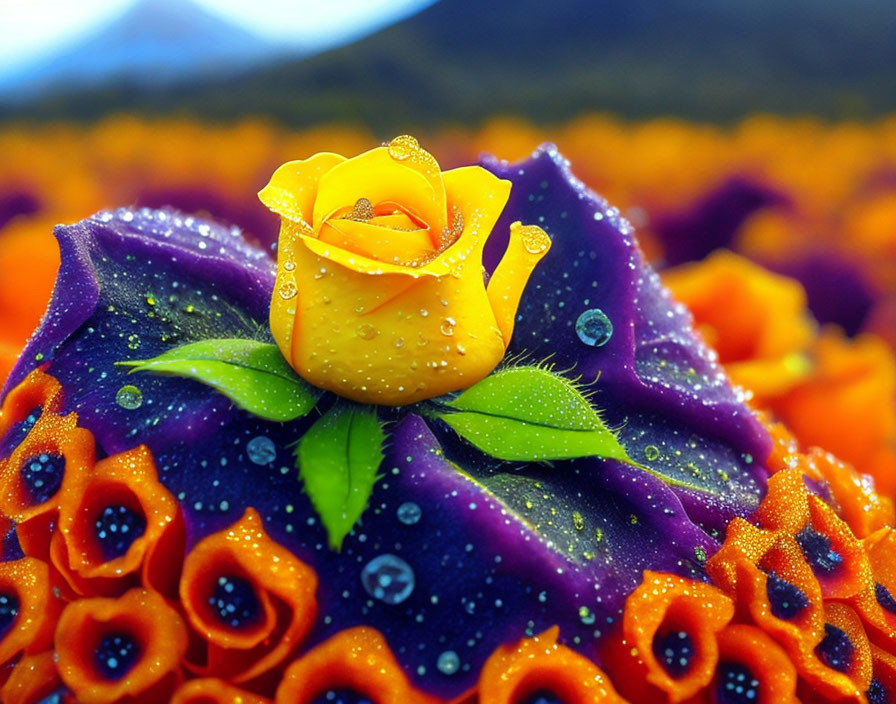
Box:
311;691;375;704
20;452;65;504
0;592;19;636
520;693;564;704
94;632;141;680
716;662;760;704
208;574;261;628
814;623;853;672
652;629;696;677
876;582;896;614
0;405;41;459
765;571;810;619
94;504;146;560
796;526;843;576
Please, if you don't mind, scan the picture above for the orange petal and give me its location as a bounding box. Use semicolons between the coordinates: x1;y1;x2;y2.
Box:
0;369;63;460
275;626;437;704
856;528;896;653
756;414;801;475
604;571;734;703
805;447;894;540
51;445;184;598
171;678;272;704
712;526;826;666
180;507;317;682
477;626;626;704
793;602;872;701
0;412;94;526
709;624;798;704
704;517;779;595
755;468;873;601
55;587;187;704
0;651;63;704
868;645;896;703
0;557;63;667
258;152;346;225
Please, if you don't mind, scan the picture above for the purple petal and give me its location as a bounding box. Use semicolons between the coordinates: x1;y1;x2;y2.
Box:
652;176;789;266
3;207;276;454
482;146;770;534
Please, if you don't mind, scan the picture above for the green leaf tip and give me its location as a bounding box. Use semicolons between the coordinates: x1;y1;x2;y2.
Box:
435;365;635;464
117;338;319;422
295;403;385;550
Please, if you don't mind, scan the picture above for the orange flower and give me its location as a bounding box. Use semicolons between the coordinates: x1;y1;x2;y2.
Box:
662;251;814;402
794;602;872;701
709;624;798;704
754;469;873;601
260;136;551;405
705;520;826;668
55;587;188;704
477;626;626;704
603;571;734;703
868;645;896;703
770;330;896;496
0;412;94;560
0;651;63;704
856;528;896;652
50;445;184;598
0;369;63;460
179;508;317;683
755;413;894;539
275;626;436;704
0;558;64;668
171;678;272;704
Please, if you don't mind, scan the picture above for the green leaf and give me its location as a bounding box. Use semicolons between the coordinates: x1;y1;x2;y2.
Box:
117;338;319;422
295;403;385;550
435;365;634;464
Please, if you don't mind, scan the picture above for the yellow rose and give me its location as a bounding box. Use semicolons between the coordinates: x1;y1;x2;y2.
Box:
258;136;550;405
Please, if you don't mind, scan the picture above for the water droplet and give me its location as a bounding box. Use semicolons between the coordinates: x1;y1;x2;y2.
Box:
115;385;143;410
576;308;613;347
387;134;419;161
283;261;296;271
393;337;406;349
644;445;661;462
360;554;415;605
440;317;456;336
517;224;550;254
350;197;374;221
579;605;596;625
126;334;141;350
397;502;422;525
246;436;276;466
278;281;297;300
357;323;379;340
572;511;585;531
437;650;460;675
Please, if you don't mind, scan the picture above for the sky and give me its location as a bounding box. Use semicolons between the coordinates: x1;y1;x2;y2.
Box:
0;0;434;72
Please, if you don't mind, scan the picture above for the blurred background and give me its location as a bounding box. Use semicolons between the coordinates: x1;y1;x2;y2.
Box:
2;0;896;489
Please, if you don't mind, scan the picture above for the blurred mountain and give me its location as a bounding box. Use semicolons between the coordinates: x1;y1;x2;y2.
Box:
0;0;292;100
2;0;895;126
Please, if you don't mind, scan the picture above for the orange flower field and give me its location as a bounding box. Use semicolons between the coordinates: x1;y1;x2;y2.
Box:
2;114;895;500
3;115;896;702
